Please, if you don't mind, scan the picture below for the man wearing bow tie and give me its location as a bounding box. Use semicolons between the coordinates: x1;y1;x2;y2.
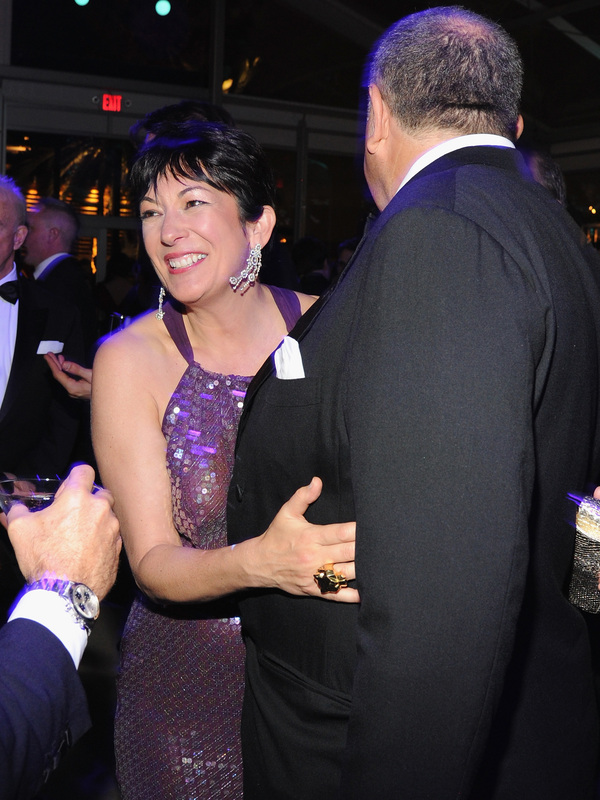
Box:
228;7;600;800
0;177;85;615
0;177;84;484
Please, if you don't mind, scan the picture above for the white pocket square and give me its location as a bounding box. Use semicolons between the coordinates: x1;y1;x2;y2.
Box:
37;340;64;355
273;336;305;379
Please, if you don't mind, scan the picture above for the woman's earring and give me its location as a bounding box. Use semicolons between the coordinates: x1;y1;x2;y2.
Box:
156;287;166;320
230;244;262;294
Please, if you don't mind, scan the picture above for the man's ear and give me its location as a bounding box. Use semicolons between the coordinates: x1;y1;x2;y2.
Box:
250;205;276;249
515;114;524;140
365;84;390;155
13;225;28;251
48;226;61;245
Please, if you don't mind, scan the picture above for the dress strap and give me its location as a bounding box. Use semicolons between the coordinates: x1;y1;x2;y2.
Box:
267;285;302;332
161;289;301;363
162;302;195;364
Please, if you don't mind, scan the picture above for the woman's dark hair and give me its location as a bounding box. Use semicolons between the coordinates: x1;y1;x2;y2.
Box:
129;100;236;148
129;122;275;224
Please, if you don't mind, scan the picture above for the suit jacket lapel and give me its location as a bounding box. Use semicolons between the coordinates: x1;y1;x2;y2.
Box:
238;216;377;441
240;287;330;424
241;147;523;426
243;214;376;403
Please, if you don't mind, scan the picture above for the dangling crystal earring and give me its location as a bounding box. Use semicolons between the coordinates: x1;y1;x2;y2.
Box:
230;244;262;294
156;287;166;320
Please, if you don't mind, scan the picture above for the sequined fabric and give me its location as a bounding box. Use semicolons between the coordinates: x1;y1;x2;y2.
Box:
114;348;250;798
568;496;600;613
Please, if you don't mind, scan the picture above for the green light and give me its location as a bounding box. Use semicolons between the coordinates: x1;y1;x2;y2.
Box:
74;0;90;5
155;0;171;15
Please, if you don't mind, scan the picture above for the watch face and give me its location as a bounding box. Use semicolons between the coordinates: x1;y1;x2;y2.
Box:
70;583;100;620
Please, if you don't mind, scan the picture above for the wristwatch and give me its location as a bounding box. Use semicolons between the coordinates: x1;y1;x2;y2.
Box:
26;578;100;635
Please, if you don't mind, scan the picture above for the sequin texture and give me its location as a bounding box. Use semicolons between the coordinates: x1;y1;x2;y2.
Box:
114;353;250;799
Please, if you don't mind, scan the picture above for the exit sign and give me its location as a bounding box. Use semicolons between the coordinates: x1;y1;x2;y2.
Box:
102;93;122;112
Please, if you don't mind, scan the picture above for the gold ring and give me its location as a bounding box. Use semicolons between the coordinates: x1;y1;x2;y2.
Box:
313;563;348;594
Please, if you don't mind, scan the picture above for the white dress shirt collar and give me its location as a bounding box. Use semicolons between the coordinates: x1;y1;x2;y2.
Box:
398;133;515;193
0;264;18;286
33;252;70;280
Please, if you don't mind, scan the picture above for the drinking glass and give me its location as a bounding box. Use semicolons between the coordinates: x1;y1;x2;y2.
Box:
0;477;62;513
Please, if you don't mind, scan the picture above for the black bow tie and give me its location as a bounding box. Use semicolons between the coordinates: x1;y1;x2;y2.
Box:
0;281;18;304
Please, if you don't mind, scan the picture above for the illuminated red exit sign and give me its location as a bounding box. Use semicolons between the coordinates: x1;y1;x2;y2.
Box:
102;93;122;112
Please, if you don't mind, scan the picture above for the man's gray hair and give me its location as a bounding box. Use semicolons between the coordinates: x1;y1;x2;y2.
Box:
366;6;523;140
0;175;27;227
33;197;80;246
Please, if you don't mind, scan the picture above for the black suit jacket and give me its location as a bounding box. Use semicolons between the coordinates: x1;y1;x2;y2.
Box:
38;255;97;356
0;275;84;477
228;146;600;799
0;619;90;800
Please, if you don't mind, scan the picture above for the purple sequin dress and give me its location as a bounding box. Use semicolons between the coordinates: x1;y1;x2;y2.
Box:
114;287;301;800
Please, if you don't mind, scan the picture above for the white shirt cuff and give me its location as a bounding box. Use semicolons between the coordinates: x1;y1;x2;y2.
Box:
8;590;88;668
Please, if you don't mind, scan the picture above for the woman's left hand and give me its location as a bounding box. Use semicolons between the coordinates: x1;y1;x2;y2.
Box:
244;477;359;602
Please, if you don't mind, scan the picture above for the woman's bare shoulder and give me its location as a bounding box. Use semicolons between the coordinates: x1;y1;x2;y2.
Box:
94;311;169;376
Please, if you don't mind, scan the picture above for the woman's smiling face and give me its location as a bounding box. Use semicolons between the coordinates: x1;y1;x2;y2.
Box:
140;172;253;307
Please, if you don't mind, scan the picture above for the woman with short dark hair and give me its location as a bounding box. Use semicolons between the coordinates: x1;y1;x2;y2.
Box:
92;123;357;799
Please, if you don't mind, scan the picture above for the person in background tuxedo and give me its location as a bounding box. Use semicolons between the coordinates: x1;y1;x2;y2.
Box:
0;463;121;800
21;197;97;354
0;177;84;482
0;178;85;616
227;7;600;799
21;196;98;466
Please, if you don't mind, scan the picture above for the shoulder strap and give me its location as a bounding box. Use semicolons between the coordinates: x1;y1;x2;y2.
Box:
267;285;302;332
162;302;194;364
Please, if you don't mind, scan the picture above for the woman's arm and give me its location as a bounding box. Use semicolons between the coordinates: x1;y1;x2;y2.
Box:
92;327;357;605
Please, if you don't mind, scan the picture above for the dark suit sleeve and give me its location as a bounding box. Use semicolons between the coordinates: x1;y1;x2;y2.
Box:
341;207;547;796
0;618;90;800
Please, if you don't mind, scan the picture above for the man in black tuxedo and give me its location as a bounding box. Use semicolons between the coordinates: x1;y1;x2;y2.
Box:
21;197;97;354
0;178;84;479
22;198;99;468
0;464;121;800
0;178;86;614
228;7;600;799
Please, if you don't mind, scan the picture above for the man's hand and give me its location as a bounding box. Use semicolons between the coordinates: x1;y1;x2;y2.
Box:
6;464;121;601
44;352;92;400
